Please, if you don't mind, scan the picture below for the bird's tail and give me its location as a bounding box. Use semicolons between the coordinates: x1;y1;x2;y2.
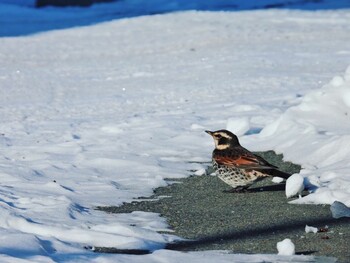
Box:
264;169;291;179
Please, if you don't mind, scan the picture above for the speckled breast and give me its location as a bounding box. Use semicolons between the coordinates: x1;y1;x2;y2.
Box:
212;159;256;188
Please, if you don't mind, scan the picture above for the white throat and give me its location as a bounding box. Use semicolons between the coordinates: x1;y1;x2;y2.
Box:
215;142;230;150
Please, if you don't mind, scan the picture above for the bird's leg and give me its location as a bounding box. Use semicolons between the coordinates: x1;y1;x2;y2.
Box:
223;186;250;193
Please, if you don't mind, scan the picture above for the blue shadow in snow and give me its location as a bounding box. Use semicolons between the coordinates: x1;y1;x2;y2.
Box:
244;127;263;136
1;0;350;37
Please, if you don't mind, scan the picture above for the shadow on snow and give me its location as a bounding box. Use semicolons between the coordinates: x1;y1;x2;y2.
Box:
1;0;350;37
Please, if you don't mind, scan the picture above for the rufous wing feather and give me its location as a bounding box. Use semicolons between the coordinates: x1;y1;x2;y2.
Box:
214;154;276;169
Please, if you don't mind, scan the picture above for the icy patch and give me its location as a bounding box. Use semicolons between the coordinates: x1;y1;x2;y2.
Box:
330;201;350;219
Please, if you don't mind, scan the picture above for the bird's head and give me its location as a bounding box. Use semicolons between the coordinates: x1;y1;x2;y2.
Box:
205;129;240;150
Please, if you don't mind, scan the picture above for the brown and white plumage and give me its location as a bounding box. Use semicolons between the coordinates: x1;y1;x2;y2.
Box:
206;129;290;192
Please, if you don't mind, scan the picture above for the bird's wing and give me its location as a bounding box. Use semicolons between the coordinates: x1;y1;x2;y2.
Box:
214;149;277;170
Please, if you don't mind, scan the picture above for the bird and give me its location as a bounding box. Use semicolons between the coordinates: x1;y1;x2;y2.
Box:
206;129;291;192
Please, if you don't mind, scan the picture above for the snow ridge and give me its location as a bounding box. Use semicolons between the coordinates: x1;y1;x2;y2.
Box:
259;65;350;206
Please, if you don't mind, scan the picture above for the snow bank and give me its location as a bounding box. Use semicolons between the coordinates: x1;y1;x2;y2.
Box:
258;65;350;206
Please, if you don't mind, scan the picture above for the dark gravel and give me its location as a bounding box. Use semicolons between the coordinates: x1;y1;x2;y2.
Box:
97;151;350;262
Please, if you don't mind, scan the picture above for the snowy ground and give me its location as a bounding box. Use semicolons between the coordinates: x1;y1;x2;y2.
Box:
1;3;350;262
1;0;350;36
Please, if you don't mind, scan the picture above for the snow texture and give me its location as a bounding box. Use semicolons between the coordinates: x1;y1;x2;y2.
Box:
277;238;295;256
330;201;350;219
0;1;350;262
305;225;318;234
257;65;350;206
272;177;284;184
285;173;305;198
226;117;250;136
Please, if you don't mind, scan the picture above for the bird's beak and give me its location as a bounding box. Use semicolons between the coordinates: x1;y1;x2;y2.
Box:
205;130;213;136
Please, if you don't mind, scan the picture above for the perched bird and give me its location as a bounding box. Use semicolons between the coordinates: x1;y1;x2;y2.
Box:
206;129;290;192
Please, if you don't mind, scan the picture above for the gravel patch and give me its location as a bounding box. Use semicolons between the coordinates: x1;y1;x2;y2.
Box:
98;151;350;262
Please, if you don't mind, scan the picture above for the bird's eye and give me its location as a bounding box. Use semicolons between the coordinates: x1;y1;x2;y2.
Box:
216;134;222;139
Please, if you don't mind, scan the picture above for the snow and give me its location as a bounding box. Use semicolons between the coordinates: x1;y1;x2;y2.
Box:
194;168;206;176
1;1;350;262
256;65;350;206
226;117;250;136
276;238;295;256
2;0;350;37
50;249;334;263
305;225;318;234
285;173;305;198
272;177;284;184
330;201;350;218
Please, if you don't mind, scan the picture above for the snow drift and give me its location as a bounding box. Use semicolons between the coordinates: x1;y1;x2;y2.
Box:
258;65;350;206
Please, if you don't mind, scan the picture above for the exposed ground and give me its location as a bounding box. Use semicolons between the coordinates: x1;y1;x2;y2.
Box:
98;151;350;262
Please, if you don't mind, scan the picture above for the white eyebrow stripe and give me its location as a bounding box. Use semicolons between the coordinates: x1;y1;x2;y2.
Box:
216;132;231;139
